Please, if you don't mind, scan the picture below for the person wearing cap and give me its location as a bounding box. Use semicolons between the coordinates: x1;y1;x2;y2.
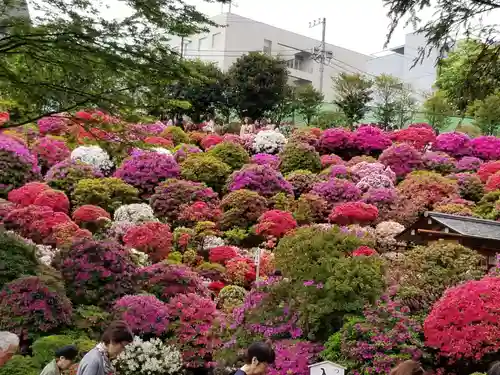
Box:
40;345;79;375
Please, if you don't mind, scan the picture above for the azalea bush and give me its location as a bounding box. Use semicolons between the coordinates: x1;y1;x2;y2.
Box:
123;222;173;262
72;205;111;229
255;210;298;238
285;170;320;197
201;134;224;150
422;151;456;174
252;130;287;154
32;137;70;171
227;164;293;198
32;189;70;214
456;156;483;172
70;145;114;174
477;161;500;183
216;285;247;313
181;154;231;192
350;125;391;155
320;154;344;168
209;246;240;265
328;202;379;225
251;153;280;169
470;136;500;160
7;181;49;206
225;256;256;287
208;141;249;171
269;340;323;375
318;128;352;154
220;189;268;230
45;159;104;196
449;173;485;202
310;178;361;207
279;142;322;175
379;143;423;178
161;126;189;145
173;143;202;163
432;132;471;157
293;193;329;224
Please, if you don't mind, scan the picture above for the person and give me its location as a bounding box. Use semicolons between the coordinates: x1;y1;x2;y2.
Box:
76;321;133;375
240;117;254;136
488;362;500;375
40;345;79;375
389;360;424;375
235;341;275;375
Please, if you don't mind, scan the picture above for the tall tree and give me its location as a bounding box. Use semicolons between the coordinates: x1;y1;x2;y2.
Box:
422;90;453;132
393;85;417;129
332;73;372;128
468;92;500;135
295;84;324;125
270;84;296;125
372;74;401;130
226;52;289;120
0;0;229;127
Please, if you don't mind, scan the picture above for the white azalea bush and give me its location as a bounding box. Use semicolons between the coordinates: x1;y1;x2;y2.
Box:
129;248;152;267
114;203;158;224
151;147;173;155
202;235;225;251
114;337;182;375
252;130;287;154
70;145;114;174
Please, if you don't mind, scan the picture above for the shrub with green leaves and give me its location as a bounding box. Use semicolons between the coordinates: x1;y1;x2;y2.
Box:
279;142;322;175
216;285;247;313
181;154;231;192
220;189;268;230
161;126;189;145
0;355;39;375
208;141;250;171
71;177;139;213
0;230;38;289
474;190;500;220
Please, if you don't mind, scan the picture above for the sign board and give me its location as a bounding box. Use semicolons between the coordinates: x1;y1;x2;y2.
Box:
309;361;346;375
253;248;261;265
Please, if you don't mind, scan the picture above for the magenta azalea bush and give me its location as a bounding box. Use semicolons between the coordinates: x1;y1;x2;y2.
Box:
379;143;423;178
251;153;280;169
432;132;471;158
269;340;323;375
350;125;391;155
470;136;500;160
422;151;456;174
32;137;70;171
311;178;361;207
318;128;352;154
227;164;293;197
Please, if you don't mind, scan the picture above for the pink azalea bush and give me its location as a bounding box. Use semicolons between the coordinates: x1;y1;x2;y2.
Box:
318;128;352;154
268;340;323;375
422;151;456;174
251;153;280;169
320;154;344;168
456;156;483;172
45;159;103;195
350;125;391;154
311;178;361;207
32;137;70;171
470;136;500;160
432;132;471;157
379;143;423;178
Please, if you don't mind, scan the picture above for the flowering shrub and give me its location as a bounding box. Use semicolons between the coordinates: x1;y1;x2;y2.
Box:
0;276;72;339
37;115;69;136
123;222;172;262
70;145;114;174
150;179;218;223
227;164;293;198
293;193;329;224
165;293;222;368
180;154;231;192
61;239;137;306
374;221;405;253
220;189;268;230
422;151;456;174
320;154;344;169
470;136;500;160
477;160;500;183
114;336;183;375
449;173;485;201
112;204;155;225
112;295;170;338
0;231;38;289
328;202;379;225
161;126;189;145
390;126;436;150
33;189;70;214
352;245;377;256
432;132;471;157
346;155;377;167
216;285;247;312
197;262;226;282
45;159;104;196
350;125;391;155
144;136;174;148
290;127;322;147
71;177;139;213
177;201;222;226
32;137;70;171
209;246;240;265
114;152;180;196
251;153;280;169
320;164;350;180
208;142;249;170
255;210;297;238
7;182;49;206
424;277;500;363
138;263;209;302
486;172;500;192
379;143;423;178
279;142;322;175
269;340;323;375
285;170;320;197
474;191;500;220
225;256;256;287
317;128;352;154
350;161;396;182
201;134;224;150
311;178;361;207
252;130;287;154
456;156;483;172
173;143;202;163
356;174;395;192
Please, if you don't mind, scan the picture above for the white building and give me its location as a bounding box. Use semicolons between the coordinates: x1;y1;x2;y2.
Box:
169;12;438;102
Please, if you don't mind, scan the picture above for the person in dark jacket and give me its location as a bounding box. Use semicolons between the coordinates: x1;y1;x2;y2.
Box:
40;345;79;375
234;341;275;375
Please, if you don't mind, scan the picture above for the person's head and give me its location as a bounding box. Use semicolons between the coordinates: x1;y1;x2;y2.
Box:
488;361;500;375
101;321;133;359
390;360;424;375
55;345;79;370
273;270;282;277
243;341;275;375
244;117;251;124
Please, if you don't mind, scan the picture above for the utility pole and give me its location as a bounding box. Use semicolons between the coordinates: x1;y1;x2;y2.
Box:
309;17;327;94
180;36;184;59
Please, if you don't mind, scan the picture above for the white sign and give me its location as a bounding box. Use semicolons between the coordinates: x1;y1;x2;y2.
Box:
253;248;261;265
309;361;346;375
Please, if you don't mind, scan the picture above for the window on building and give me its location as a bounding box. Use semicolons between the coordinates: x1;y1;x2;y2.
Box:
198;37;207;51
263;39;272;54
183;40;192;52
212;33;221;48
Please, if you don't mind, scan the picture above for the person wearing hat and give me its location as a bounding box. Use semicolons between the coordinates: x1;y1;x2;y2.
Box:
40;345;79;375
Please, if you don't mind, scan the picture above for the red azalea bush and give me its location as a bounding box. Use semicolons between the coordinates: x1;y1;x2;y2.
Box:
470;136;500;160
220;189;269;230
33;189;70;214
379;143;424;178
61;239;137;307
123;222;173;262
269;340;323;375
477;161;500;183
424;277;500;363
138;263;210;302
112;294;170;338
114;152;180;196
350;125;391;154
255;209;298;238
209;246;240;265
165;293;222;368
150;179;219;223
486;172;500;192
72;205;110;226
32;137;71;170
48;220;92;248
310;178;361;207
178;201;222;226
144;136;174;148
7;182;50;206
328;202;379;225
320;154;344;168
432;132;471;158
318;128;352;154
0;276;72;339
225;256;256;287
201;134;223;150
352;246;377;256
390;126;436;150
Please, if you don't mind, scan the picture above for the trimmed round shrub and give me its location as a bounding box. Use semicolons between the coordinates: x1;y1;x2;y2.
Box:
346;155;377;167
379;143;423;178
31;335;76;367
161;126;189;145
227;164;293;197
180;154;231;192
201;134;224;150
350;125;391;155
486;172;500;192
61;239;137;306
33;189;70;214
220;189;268;230
286;170;320;197
470;136;500;160
318;128;352;154
173;143;202;163
224;256;256;287
216;285;247;313
32;137;70;171
311;178;361;207
150;179;218;223
362;187;398;208
0;355;38;375
251;153;280;169
424;277;500;363
7;182;50;206
320;154;344;169
252;130;287;154
397;171;459;208
350;161;396;182
328;202;378;225
114;152;180;196
71;177;139;213
432;132;471;157
123;222;172;262
196;262;226;281
293;193;329;224
477;161;500;183
449;173;485;202
70;145;114;174
456;156;483;172
475;191;500;220
0;231;38;289
422;151;456;174
290;127;322;147
209;246;240;265
208;142;250;171
279;142;322;175
255;210;298;238
390;126;436;150
319;165;350;180
112;295;170;338
38;115;69;136
144;135;174;148
177;201;222;226
0;276;72;338
44;159;103;196
72;205;111;226
138;263;209;302
113;203;157;224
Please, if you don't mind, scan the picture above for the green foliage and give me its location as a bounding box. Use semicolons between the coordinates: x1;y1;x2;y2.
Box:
393;85;417;129
0;230;38;289
270;84;296;124
0;355;39;375
220;189;268;230
423;90;453;132
71;177;139;213
226;52;289;119
332;73;372;128
32;334;97;367
72;305;110;340
217;285;247;313
208;142;250;171
223;228;250;246
180;154;231;192
372;74;401;129
397;241;486;312
310;110;347;129
321;316;363;366
469;91;500;135
474;191;500;220
161;126;189;145
279;142;322;175
295;84;324;124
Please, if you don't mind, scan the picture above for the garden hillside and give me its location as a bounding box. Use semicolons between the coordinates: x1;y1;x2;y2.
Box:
2;112;500;375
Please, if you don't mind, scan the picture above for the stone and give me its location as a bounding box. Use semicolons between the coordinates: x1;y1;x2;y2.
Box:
0;332;19;367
